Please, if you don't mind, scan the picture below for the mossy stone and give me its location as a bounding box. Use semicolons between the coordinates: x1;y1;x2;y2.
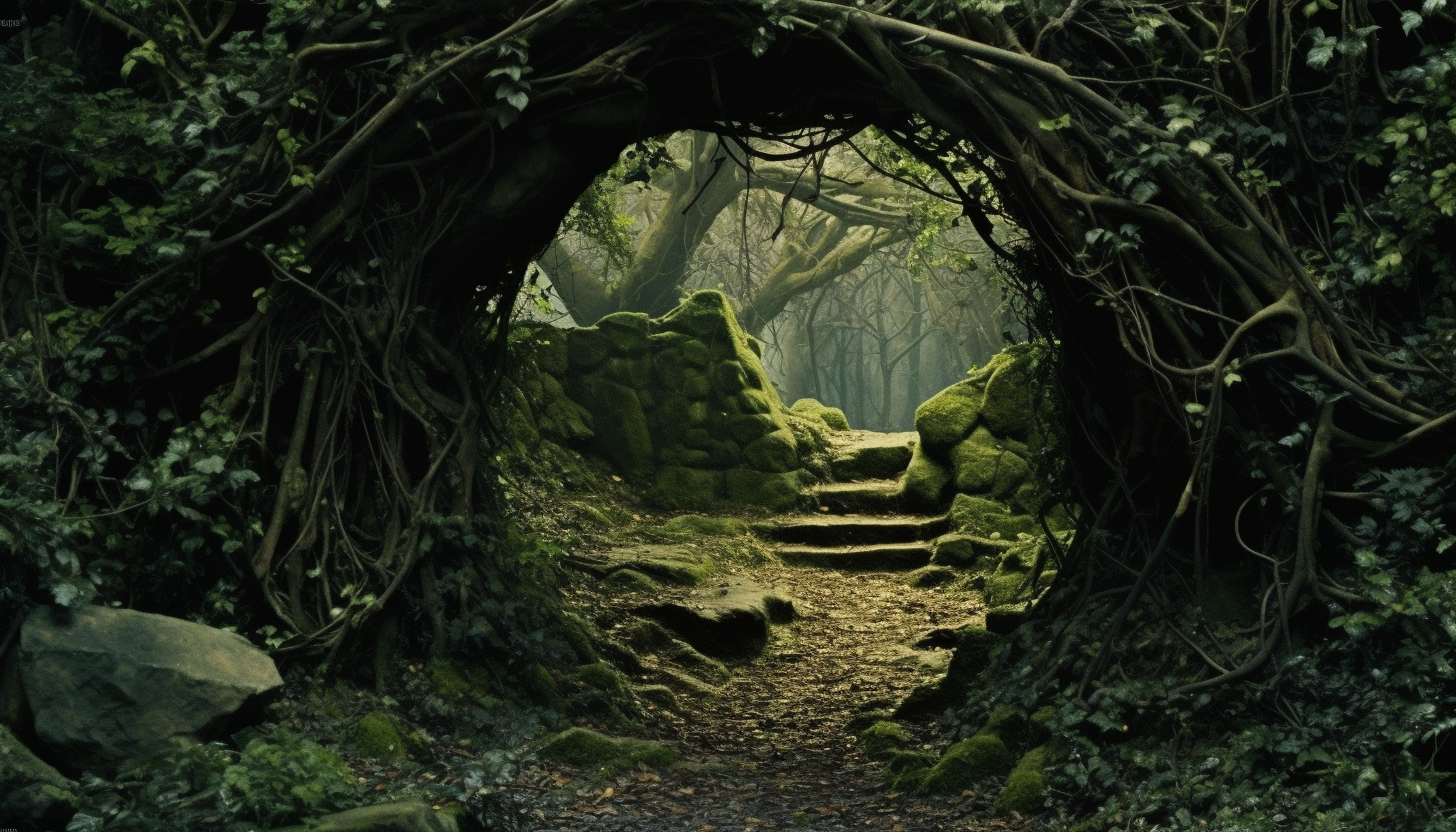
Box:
534;332;570;377
734;388;776;415
659;514;750;538
606;568;659;592
901;443;952;511
985;605;1029;634
0;724;78;831
906;565;957;588
858;720;912;761
604;355;653;389
570;377;654;480
540;396;595;443
536;727;678;774
653;349;689;391
980;350;1037;440
657;290;741;346
686;400;710;425
915;382;983;454
567;326;611;371
728;413;780;444
502;381;540;448
522;662;567;712
790;397;851;431
980;705;1033;750
743;429;799;473
995;745;1049;815
597;311;652;355
984;570;1029;607
886;750;937;792
646;466;723;510
648;394;692;449
949;494;1040;539
659;447;712;467
680;338;710;368
724;468;804;511
635;685;679;713
920;734;1013;794
711;360;750;395
352;711;409;763
931;533;1008;568
951;432;1031;499
569;662;636;715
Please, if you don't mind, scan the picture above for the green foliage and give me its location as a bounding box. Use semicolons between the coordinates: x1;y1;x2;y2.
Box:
67;729;355;831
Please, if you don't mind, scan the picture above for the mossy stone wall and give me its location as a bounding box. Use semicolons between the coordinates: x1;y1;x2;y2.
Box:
509;291;812;510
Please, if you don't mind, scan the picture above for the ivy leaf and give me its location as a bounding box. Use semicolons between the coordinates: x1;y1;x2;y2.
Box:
192;456;226;474
1187;139;1212;156
1038;113;1072;131
1130;181;1159;203
1400;10;1423;33
1307;29;1337;69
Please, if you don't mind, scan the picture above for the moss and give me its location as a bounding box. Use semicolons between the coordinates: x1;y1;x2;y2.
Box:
980;348;1037;440
605;355;654;388
949;494;1040;539
635;685;679;713
727;413;780;444
906;565;957;587
995;745;1049;815
597;311;652;355
985;605;1029;634
680;367;712;398
539;396;595;444
950;430;1032;499
351;712;409;762
919;734;1013;794
657;290;742;346
606;568;659;592
531;329;570;377
646;466;722;510
743;429;799;473
984;570;1029;607
724;468;804;511
1029;707;1056;746
734;388;776;415
567;326;611;371
980;705;1033;750
931;533;1005;568
568;662;638;721
915;382;983;453
901;443;952;510
0;724;78;830
536;727;678;774
522;662;567;712
790;397;851;431
569;376;654;479
299;801;461;832
886;751;937;792
858;720;912;761
659;514;750;538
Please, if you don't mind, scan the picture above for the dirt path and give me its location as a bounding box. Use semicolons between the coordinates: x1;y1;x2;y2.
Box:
509;561;1029;832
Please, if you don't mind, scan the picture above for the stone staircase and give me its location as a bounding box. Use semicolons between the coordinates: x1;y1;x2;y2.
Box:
756;431;948;570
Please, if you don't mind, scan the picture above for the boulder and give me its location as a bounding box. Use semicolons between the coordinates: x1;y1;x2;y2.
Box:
980;350;1037;440
536;727;677;774
568;377;654;480
901;443;953;511
789;398;851;431
634;580;795;658
599;544;716;586
20;605;283;774
1;724;78;832
830;432;916;480
919;733;1013;794
276;801;459;832
743;429;799;473
597;311;652;355
566;325;611;371
723;468;804;511
949;494;1041;540
996;745;1050;815
914;382;983;454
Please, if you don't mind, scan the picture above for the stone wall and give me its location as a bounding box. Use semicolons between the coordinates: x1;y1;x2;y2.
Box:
507;291;821;511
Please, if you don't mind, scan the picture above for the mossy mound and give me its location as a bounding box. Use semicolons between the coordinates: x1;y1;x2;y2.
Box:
885;750;937;792
288;801;459;832
985;605;1029;634
605;568;659;592
857;720;913;761
602;544;716;586
634;684;679;713
351;711;410;763
536;727;677;774
919;734;1013;794
724;468;804;511
790;397;851;431
658;514;750;538
901;443;953;511
995;745;1049;815
914;382;983;454
980;348;1037;440
949;494;1040;539
646;466;723;511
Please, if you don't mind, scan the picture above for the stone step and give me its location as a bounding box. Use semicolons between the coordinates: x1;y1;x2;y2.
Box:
806;480;904;514
776;542;934;571
755;514;950;546
828;431;917;481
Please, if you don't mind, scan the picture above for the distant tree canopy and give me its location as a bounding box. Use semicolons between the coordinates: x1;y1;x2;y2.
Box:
4;0;1456;824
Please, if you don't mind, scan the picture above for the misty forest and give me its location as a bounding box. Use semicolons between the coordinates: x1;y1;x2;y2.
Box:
2;1;1456;831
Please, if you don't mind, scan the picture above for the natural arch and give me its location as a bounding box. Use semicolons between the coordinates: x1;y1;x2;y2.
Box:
5;0;1454;825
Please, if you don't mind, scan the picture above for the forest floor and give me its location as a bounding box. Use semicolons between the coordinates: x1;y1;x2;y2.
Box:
502;559;1031;832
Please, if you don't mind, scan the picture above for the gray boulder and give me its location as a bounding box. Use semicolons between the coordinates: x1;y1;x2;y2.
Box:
20;605;283;774
0;724;78;832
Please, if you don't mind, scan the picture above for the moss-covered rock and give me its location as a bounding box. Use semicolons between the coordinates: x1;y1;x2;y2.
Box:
980;705;1033;750
901;443;953;510
522;662;567;712
885;751;937;792
950;430;1032;499
536;727;677;774
920;734;1013;794
930;533;1010;568
995;745;1049;815
290;800;459;832
1;724;78;831
568;376;654;479
734;388;776;415
727;413;780;444
530;329;570;377
567;326;611;371
985;605;1029;634
858;720;913;761
615;620;730;685
711;360;750;395
606;568;659;592
539;395;595;444
789;398;851;431
647;466;723;511
949;494;1041;539
724;468;803;511
743;429;799;473
830;432;915;481
605;355;654;389
351;711;409;763
634;685;679;713
659;514;750;538
603;544;716;586
567;662;639;722
980;350;1037;440
597;311;652;355
915;382;983;454
906;565;958;588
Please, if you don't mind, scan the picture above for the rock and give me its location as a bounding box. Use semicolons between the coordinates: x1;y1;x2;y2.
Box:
634;580;794;658
0;724;78;832
711;360;750;395
597;311;652;355
536;727;677;774
906;565;957;588
657;514;750;538
900;443;952;511
538;394;595;444
790;398;851;431
857;720;912;761
734;388;776;415
915;382;983;454
567;325;611;371
980;349;1037;440
20;605;283;775
919;733;1013;794
948;494;1040;539
646;466;723;510
930;533;1011;568
727;413;780;444
985;605;1029;634
634;684;679;712
279;801;459;832
885;750;937;792
605;568;659;592
949;429;1031;498
615;620;730;684
657;290;743;349
723;468;804;511
350;712;409;763
743;429;799;473
830;432;916;480
600;544;716;586
996;745;1049;815
568;377;654;479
